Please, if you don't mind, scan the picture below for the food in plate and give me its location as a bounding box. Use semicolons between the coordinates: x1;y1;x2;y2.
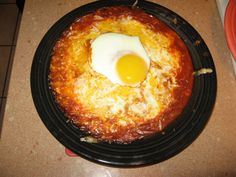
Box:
49;6;194;143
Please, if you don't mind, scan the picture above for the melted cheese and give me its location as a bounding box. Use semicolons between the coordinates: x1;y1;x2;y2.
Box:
49;6;193;143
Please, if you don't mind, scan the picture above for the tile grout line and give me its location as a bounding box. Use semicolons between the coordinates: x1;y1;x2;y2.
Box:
0;99;2;112
0;45;16;47
0;3;16;5
0;95;4;136
1;10;21;98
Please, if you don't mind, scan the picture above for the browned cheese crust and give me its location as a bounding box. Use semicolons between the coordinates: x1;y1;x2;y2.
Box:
49;6;194;143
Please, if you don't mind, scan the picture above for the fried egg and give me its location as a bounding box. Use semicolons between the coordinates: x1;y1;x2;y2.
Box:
91;33;150;86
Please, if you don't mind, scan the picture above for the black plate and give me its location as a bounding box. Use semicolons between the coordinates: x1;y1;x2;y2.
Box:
30;0;217;167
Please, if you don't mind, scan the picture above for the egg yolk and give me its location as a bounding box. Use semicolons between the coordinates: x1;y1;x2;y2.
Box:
116;54;148;85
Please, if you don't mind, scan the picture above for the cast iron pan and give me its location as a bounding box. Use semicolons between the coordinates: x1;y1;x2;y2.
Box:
31;0;217;167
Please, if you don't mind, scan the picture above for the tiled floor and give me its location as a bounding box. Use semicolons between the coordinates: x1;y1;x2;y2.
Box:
0;1;22;132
